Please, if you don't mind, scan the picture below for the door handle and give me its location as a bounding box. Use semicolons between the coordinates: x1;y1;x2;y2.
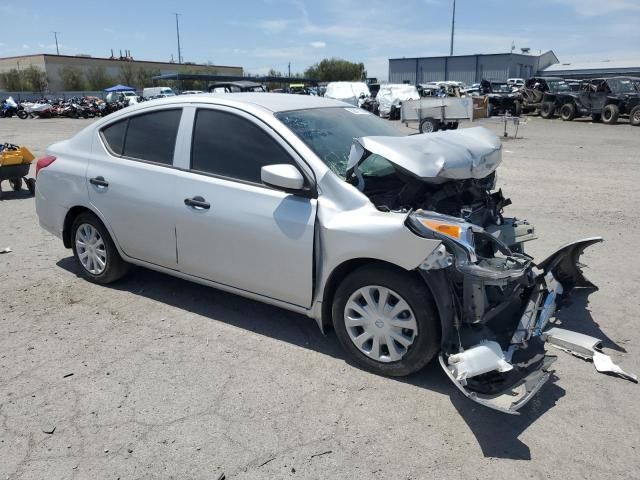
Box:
184;196;210;210
89;176;109;187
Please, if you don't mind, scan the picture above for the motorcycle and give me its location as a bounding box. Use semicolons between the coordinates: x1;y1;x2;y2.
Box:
0;97;28;119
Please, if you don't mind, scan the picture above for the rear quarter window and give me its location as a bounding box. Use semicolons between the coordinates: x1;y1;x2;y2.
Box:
100;109;182;165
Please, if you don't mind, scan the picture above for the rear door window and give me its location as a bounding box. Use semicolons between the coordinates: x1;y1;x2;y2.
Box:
101;109;182;165
190;108;295;184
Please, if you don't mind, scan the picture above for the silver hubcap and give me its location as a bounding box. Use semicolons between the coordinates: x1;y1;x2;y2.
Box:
75;223;107;275
633;110;640;122
422;121;434;133
344;285;418;363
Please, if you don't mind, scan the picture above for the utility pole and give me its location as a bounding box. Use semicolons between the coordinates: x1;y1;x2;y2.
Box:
175;13;182;64
288;62;291;78
449;0;456;56
53;32;60;55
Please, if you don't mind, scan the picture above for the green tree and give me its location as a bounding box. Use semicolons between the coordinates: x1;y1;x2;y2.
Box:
135;68;160;89
0;68;23;90
118;63;137;87
304;58;366;82
22;65;48;92
85;66;113;90
60;65;86;90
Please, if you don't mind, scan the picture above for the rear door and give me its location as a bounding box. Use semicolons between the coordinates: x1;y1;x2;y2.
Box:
87;107;183;268
173;106;317;307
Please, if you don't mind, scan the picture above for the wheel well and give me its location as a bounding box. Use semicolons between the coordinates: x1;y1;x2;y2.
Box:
320;258;423;333
62;206;93;248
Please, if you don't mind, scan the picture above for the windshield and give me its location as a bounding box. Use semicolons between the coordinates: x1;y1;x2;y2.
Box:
547;80;571;93
607;78;638;93
275;107;404;177
491;83;512;93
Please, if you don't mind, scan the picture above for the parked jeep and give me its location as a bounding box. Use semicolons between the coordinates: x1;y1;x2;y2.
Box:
519;77;573;118
557;76;640;125
480;80;521;116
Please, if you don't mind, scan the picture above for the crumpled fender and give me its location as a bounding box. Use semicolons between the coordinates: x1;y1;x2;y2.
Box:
536;237;603;290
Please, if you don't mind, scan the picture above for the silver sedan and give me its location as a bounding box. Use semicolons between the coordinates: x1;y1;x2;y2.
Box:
35;93;603;413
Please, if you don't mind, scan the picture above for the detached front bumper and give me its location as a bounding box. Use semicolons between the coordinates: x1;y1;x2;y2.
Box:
438;237;605;414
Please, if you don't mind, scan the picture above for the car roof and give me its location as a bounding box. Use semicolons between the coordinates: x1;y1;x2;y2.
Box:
122;92;351;113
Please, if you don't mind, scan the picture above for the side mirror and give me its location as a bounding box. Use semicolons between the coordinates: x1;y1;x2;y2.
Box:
261;164;305;192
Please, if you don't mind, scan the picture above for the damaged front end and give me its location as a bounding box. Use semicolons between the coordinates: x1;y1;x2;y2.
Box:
346;127;629;413
409;213;603;414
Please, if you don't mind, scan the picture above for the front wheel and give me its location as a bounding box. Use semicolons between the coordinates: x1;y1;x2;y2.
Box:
9;178;22;191
71;212;129;284
17;110;29;119
332;264;440;377
629;106;640;127
560;103;576;121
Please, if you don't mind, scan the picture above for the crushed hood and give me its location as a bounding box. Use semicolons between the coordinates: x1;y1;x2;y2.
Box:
347;127;502;184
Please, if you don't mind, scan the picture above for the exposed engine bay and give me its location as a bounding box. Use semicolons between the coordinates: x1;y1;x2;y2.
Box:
346;127;634;414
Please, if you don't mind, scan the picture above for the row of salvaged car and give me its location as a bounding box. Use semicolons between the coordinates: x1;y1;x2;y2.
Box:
483;76;640;125
322;77;640;126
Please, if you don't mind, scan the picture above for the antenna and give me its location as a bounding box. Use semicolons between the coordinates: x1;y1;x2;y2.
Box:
175;13;182;64
53;32;60;55
449;0;456;56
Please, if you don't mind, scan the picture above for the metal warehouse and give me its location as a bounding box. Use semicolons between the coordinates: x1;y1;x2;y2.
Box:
539;59;640;79
389;50;559;85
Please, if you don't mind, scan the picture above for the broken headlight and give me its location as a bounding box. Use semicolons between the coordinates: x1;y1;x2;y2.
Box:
408;211;477;262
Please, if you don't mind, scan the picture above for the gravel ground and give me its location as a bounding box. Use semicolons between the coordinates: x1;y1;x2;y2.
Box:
1;114;639;479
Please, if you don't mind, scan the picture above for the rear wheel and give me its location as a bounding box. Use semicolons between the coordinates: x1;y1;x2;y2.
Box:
629;106;640;127
17;110;28;119
71;212;129;284
332;264;440;377
560;103;576;121
540;102;556;119
26;178;36;195
602;104;619;125
419;117;440;133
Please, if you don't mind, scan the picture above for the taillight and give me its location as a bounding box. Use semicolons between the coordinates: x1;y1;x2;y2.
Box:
35;155;56;177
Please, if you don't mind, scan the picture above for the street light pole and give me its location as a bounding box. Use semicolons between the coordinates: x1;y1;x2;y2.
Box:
449;0;456;56
53;31;60;55
288;62;291;78
175;13;182;64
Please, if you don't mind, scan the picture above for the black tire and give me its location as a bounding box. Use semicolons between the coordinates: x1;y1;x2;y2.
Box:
419;117;439;133
602;104;619;125
17;110;29;120
26;178;36;196
630;106;640;127
9;178;22;191
332;264;440;377
487;103;494;117
70;212;129;284
449;121;459;130
540;102;556;119
560;103;576;121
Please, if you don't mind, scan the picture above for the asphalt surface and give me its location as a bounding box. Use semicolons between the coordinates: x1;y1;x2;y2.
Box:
1;113;639;479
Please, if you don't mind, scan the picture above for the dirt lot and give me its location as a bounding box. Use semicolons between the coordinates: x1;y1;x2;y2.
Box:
1;114;639;479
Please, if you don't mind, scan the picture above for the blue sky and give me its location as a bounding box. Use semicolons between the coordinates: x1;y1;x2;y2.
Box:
1;0;639;78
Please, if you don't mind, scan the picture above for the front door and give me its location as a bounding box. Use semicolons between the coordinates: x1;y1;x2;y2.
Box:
87;107;183;268
174;107;317;307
